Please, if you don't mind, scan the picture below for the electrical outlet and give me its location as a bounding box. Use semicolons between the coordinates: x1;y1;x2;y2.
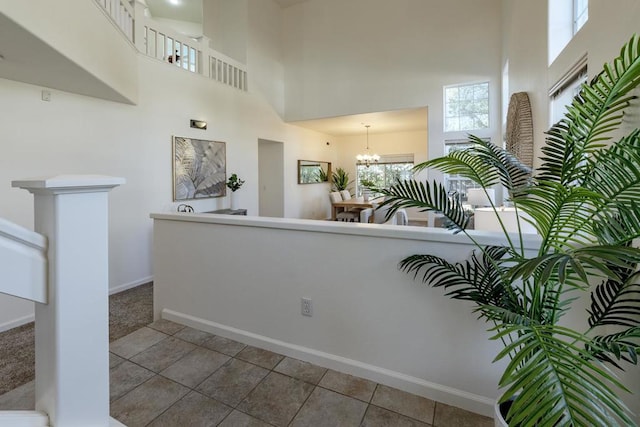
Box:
301;298;313;317
41;90;51;102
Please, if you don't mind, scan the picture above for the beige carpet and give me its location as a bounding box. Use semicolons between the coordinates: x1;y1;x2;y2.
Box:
0;282;153;395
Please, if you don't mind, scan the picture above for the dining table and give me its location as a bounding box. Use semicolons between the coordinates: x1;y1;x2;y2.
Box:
331;199;375;221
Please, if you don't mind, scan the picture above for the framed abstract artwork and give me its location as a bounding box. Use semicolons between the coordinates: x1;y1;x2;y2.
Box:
172;136;226;201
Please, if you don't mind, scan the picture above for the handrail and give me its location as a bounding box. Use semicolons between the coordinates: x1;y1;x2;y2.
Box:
94;0;135;42
0;218;46;251
0;217;47;304
139;15;201;74
137;14;248;91
0;410;49;427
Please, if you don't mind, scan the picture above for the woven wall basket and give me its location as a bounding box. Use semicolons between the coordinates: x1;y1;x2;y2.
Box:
506;92;534;168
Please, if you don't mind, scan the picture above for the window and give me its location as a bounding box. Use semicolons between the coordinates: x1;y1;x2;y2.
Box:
444;82;489;132
574;0;588;34
443;140;485;202
549;57;587;125
548;0;588;63
356;154;414;198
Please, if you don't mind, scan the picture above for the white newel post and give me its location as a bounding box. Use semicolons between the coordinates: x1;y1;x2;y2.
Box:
133;0;147;53
13;175;126;427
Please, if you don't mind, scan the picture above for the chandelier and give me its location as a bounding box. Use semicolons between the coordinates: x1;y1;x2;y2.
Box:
356;125;380;167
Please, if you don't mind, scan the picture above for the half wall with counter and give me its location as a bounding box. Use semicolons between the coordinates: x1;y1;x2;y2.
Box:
150;213;541;417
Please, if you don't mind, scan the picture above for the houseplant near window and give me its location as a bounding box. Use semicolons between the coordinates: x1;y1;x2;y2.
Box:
360;178;374;201
378;35;640;426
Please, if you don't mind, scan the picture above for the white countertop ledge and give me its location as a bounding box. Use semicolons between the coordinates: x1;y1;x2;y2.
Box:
150;212;541;250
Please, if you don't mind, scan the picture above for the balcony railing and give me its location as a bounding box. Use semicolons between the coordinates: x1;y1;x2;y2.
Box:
95;0;135;42
137;15;248;92
96;0;248;92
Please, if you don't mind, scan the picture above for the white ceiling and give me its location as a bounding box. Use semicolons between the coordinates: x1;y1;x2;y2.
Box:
290;108;428;136
145;0;203;23
144;0;308;21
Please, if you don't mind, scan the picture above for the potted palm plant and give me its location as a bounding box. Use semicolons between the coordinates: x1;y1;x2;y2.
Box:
377;35;640;426
331;167;353;193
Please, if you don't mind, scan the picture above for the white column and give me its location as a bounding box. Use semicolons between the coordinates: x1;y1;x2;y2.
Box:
13;175;125;427
133;0;148;53
199;36;211;78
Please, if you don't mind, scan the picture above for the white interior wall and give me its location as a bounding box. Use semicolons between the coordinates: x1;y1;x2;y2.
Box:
153;215;533;417
247;0;285;118
202;0;248;64
0;0;138;104
500;0;548;169
282;0;502;208
503;0;640;167
285;131;337;220
0;53;334;330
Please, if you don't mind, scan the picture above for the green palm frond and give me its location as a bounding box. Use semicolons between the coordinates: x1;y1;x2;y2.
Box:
585;129;640;203
538;121;581;185
538;34;640;185
399;246;518;313
508;245;640;289
412;136;532;199
588;328;640;368
591;203;640;247
588;263;640;329
494;324;634;427
466;135;532;197
376;180;470;232
413;149;500;189
515;182;605;250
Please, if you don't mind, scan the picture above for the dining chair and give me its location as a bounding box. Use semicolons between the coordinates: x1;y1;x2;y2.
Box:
330;191;359;222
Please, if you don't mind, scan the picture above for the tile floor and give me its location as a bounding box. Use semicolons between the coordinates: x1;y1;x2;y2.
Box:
0;319;493;427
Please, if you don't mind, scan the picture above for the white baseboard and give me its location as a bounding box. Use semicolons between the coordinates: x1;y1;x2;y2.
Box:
161;308;495;418
109;276;153;295
0;314;35;333
110;416;126;426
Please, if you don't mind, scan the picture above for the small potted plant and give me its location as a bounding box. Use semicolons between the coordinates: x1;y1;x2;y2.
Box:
226;173;245;210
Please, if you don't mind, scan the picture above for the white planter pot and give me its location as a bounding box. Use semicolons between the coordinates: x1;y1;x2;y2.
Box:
230;192;238;210
494;400;509;427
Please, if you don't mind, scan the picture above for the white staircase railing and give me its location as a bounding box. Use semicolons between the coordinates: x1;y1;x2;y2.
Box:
0;175;125;427
95;0;248;91
95;0;135;42
133;2;248;91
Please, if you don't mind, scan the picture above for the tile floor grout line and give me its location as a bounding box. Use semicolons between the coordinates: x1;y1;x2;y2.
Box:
285;383;317;427
432;401;438;426
3;314;493;426
118;334;435;427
